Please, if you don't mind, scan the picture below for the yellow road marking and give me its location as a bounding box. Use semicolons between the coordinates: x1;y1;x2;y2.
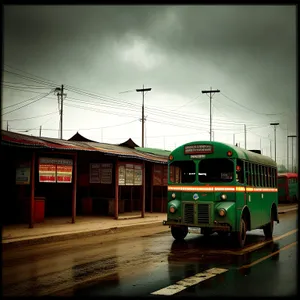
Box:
239;241;297;269
235;228;298;255
185;228;298;256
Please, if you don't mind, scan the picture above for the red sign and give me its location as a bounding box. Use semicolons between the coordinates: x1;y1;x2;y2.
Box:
39;164;56;183
39;157;73;183
57;165;72;183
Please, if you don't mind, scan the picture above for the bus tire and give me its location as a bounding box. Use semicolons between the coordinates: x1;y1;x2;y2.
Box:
263;212;274;239
171;226;188;241
232;217;247;248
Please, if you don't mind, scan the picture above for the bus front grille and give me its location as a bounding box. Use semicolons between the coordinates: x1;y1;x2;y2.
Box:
197;204;210;224
183;203;194;224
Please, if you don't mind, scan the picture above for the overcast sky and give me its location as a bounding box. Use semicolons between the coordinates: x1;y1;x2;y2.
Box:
2;5;297;167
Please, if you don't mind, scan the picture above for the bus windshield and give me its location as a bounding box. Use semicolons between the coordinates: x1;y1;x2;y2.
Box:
169;161;196;183
199;158;234;183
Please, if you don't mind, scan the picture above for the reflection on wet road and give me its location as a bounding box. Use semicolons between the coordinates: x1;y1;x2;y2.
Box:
2;211;298;297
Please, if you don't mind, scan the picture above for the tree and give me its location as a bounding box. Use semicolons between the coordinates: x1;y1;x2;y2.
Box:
277;164;287;173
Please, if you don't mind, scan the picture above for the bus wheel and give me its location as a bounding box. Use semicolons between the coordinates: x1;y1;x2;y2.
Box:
263;213;274;239
232;218;247;248
171;226;188;241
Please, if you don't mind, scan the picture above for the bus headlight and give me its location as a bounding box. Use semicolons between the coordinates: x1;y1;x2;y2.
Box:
219;208;226;217
169;206;176;213
172;193;176;199
220;194;227;200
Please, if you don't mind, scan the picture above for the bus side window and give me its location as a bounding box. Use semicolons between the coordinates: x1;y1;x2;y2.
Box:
260;165;265;187
254;164;258;187
249;163;253;186
257;165;261;187
264;166;268;187
245;162;249;185
236;159;244;183
272;168;276;187
267;167;270;187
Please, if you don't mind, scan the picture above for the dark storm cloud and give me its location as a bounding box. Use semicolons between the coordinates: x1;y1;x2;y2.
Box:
4;5;296;117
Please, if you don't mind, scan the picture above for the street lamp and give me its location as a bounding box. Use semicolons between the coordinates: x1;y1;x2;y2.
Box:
288;135;297;172
270;123;279;163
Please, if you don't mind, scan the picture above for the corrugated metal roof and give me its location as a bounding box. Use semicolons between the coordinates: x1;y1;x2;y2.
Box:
135;147;171;157
1;130;168;164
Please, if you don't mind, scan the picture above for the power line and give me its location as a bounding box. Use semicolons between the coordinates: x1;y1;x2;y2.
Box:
3;111;58;122
220;92;286;116
10;119;139;132
4;64;59;86
1;93;51;110
1;90;54;116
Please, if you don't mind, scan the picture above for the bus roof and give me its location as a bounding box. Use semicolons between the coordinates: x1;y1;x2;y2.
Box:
278;172;298;178
170;141;277;167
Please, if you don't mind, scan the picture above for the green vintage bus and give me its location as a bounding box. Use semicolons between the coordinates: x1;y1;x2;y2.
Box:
162;141;279;248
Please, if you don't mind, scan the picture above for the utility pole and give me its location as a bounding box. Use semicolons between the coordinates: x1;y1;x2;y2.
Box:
244;124;247;150
260;138;262;154
288;135;297;172
136;85;152;148
270;122;279;163
201;87;220;141
55;85;66;140
39;126;42;137
286;125;289;171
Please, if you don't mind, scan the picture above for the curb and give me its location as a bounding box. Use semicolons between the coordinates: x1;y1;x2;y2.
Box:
2;221;164;250
278;207;298;214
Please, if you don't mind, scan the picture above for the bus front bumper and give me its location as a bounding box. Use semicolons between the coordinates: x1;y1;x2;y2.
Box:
162;220;231;231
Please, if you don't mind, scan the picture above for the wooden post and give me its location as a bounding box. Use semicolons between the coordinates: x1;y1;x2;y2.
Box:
150;164;153;213
29;151;35;228
130;186;133;212
115;160;119;219
72;152;77;223
142;162;145;218
161;185;164;213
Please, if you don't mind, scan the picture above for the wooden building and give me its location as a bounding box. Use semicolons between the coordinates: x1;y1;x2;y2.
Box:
1;130;170;228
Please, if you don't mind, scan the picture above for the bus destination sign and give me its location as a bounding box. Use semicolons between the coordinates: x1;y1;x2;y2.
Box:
184;144;213;155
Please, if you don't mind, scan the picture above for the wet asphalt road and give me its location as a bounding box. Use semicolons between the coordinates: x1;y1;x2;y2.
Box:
2;211;298;297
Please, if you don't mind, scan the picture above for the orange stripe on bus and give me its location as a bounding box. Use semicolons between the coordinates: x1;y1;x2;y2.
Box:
168;186;278;192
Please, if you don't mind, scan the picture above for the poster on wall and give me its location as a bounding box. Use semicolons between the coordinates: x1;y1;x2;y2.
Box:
100;163;113;184
16;166;31;185
90;163;101;183
118;163;143;186
133;165;142;186
125;164;134;185
39;164;56;183
57;165;73;183
118;165;126;185
39;157;73;183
